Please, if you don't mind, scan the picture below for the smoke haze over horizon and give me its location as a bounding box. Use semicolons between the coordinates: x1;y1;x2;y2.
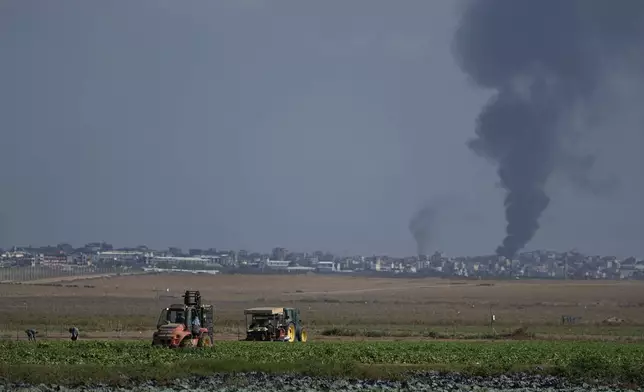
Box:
1;1;642;257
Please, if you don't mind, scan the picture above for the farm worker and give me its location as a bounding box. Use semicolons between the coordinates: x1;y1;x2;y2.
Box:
25;329;37;342
191;312;201;335
266;319;276;339
69;327;79;341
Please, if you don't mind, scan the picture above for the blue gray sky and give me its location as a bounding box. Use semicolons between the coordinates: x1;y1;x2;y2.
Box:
1;1;642;257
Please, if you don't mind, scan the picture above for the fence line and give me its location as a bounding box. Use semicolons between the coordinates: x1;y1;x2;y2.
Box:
0;266;129;283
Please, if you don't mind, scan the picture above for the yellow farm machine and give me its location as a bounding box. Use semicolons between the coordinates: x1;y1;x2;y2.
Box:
244;306;308;342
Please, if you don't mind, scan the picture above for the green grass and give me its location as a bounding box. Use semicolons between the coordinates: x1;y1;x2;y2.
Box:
317;324;644;340
4;313;644;341
1;340;643;386
319;326;536;339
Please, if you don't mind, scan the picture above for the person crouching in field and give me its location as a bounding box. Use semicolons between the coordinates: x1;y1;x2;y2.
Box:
25;329;37;342
69;327;79;341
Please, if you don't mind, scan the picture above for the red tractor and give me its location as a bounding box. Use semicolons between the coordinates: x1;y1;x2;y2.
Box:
152;290;214;348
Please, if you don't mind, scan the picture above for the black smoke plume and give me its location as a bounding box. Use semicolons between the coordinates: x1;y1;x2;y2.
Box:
453;0;644;258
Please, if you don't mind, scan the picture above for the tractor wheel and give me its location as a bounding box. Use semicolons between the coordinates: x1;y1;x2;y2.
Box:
197;334;213;348
297;327;308;342
179;338;191;348
286;322;296;342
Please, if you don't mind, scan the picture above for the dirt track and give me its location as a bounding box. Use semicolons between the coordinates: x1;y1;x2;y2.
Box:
16;334;510;343
14;329;637;343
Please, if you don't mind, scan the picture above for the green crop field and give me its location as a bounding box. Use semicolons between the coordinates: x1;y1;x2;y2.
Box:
1;340;643;386
3;275;644;388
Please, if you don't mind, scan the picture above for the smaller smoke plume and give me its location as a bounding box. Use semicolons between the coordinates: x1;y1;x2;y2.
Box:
409;204;437;256
409;194;479;256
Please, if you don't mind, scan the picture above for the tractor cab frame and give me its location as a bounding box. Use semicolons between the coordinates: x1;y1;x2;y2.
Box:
152;290;214;348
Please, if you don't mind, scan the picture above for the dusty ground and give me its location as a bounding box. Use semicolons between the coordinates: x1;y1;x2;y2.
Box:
1;273;644;340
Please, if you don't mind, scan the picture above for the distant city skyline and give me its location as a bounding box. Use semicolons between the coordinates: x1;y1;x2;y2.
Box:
2;241;642;261
3;242;642;281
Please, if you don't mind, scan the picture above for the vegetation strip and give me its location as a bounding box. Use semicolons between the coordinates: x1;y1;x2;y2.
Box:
1;340;643;386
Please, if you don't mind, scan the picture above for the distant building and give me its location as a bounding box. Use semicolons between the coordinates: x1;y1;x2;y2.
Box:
264;260;290;270
40;254;68;265
149;256;220;266
97;251;149;263
316;261;334;273
271;247;287;261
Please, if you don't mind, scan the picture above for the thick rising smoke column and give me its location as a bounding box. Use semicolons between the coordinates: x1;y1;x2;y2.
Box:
453;0;644;258
409;205;436;256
